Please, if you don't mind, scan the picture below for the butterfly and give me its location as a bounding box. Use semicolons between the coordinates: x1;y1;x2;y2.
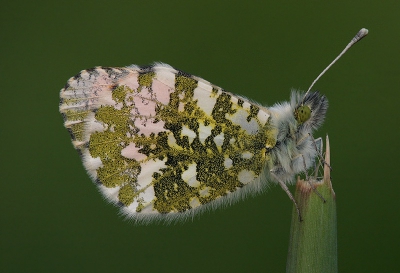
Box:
59;29;367;223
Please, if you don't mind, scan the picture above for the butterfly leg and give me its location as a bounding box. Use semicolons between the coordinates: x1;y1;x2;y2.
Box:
297;134;332;181
278;180;303;222
298;153;327;203
309;134;332;171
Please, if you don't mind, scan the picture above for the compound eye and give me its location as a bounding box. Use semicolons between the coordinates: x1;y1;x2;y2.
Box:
295;105;311;124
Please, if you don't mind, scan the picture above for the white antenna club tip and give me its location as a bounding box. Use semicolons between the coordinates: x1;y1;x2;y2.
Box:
360;28;369;36
355;28;369;42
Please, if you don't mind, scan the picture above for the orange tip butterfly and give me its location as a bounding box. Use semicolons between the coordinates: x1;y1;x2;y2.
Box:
60;28;368;223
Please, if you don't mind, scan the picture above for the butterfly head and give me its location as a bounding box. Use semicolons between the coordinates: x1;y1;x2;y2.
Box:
294;105;311;124
291;90;328;132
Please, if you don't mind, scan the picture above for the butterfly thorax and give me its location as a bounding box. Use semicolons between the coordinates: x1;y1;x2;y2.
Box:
265;91;328;184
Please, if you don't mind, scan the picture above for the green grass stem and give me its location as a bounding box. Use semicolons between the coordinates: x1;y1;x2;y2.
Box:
286;135;337;273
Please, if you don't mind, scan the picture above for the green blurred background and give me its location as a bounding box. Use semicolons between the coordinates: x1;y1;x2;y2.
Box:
1;1;399;272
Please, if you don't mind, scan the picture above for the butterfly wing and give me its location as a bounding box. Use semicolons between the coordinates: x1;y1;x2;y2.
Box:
60;63;275;222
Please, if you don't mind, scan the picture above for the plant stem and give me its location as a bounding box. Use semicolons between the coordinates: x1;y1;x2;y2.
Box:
286;135;337;273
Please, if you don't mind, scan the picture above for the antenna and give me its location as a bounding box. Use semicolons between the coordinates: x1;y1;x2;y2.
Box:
303;28;369;100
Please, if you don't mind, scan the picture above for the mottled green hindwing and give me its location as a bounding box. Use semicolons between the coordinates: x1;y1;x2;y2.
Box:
60;63;330;224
